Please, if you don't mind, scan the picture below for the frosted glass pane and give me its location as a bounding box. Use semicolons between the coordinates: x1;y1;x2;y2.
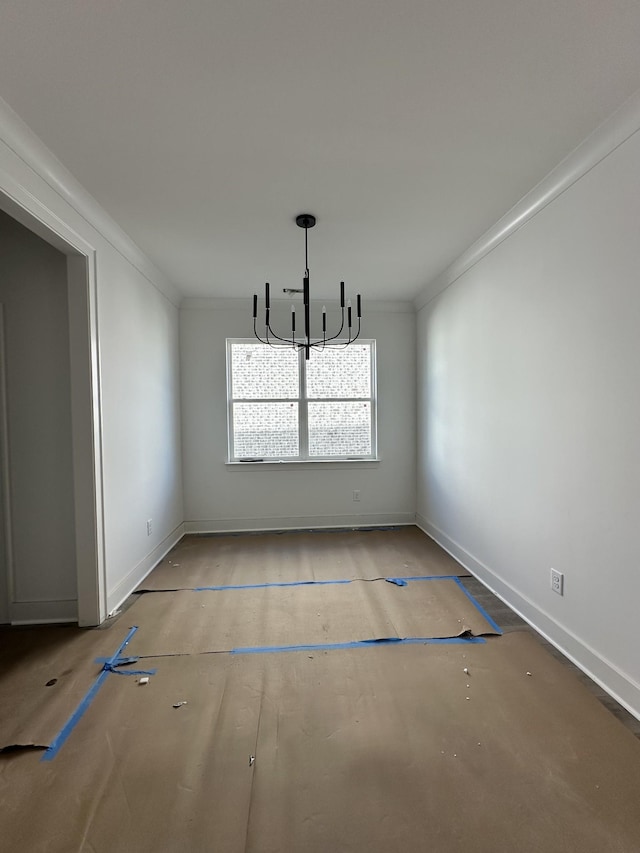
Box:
231;344;299;399
306;345;371;399
308;402;371;457
233;402;299;457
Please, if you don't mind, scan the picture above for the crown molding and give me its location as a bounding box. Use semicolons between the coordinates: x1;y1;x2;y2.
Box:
414;87;640;312
0;97;181;306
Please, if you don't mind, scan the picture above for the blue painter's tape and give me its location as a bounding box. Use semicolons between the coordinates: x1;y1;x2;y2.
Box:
103;664;157;677
194;578;351;591
193;575;464;592
41;670;111;762
92;655;156;677
452;577;502;635
42;626;140;762
230;636;485;655
396;575;467;582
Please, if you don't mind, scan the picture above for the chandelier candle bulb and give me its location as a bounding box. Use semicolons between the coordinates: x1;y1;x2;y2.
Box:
265;282;270;309
322;306;327;332
347;299;352;328
357;294;361;318
252;294;257;319
291;305;296;332
340;281;345;308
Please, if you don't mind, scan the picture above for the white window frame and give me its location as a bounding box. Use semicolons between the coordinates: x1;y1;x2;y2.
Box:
226;339;377;463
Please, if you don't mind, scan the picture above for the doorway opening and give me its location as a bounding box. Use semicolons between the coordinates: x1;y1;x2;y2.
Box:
0;194;105;626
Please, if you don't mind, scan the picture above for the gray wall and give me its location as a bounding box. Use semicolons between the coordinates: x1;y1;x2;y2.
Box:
180;299;416;531
416;124;640;719
0;210;76;618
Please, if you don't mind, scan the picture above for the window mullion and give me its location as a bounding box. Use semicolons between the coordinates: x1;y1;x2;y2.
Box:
304;397;369;403
230;397;298;404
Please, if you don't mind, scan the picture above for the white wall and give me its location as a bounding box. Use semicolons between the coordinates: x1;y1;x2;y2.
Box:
0;210;76;618
181;299;416;531
0;97;184;622
416;109;640;718
98;249;184;614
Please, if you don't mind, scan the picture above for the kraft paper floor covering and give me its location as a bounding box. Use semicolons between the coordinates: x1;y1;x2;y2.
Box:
126;578;497;657
2;634;640;852
2;529;640;852
0;626;125;749
138;526;466;591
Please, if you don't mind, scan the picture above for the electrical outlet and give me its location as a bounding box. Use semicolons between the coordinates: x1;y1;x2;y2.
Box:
551;568;564;596
352;490;361;502
146;519;153;536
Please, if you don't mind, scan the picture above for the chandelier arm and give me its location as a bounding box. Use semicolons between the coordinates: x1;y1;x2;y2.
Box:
253;319;284;349
320;280;349;344
302;334;327;354
258;313;358;349
320;307;346;344
331;318;362;349
265;321;297;346
254;315;298;349
347;318;362;345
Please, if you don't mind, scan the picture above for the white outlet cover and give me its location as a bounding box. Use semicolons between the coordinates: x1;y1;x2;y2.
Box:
551;569;564;595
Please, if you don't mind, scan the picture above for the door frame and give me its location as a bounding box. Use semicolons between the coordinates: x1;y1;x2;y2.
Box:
0;304;11;624
0;173;106;626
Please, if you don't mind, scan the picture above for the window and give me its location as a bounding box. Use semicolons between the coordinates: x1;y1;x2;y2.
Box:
227;340;377;462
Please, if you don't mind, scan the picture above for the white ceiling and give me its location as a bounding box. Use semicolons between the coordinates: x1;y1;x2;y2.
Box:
2;1;640;302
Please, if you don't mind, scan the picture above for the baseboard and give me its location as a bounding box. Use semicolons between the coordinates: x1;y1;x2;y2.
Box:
185;512;416;534
416;514;640;722
106;522;185;617
11;599;78;625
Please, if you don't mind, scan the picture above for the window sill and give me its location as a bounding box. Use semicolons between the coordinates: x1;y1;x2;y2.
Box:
226;458;380;470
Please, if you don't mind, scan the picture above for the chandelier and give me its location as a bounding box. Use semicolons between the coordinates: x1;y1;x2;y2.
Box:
252;214;362;359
